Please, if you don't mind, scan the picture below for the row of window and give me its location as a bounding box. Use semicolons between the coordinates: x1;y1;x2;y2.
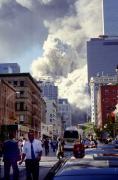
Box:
104;89;118;93
15;102;27;111
8;80;25;87
58;106;69;111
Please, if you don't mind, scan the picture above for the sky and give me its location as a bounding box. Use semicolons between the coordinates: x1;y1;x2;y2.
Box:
0;0;103;116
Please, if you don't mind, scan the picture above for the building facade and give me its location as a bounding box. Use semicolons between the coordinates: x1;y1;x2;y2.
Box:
0;63;20;74
103;0;118;36
87;36;118;82
43;97;61;138
0;80;16;129
97;84;118;129
37;80;58;101
58;98;72;129
0;73;46;138
90;74;118;124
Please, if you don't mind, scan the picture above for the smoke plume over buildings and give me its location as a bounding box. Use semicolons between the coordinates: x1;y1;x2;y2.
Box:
0;0;102;122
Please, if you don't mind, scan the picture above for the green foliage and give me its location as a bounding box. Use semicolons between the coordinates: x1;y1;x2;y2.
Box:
104;119;114;137
82;123;95;136
93;125;102;137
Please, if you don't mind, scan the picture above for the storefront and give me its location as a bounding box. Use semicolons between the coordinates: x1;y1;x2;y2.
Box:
1;124;29;140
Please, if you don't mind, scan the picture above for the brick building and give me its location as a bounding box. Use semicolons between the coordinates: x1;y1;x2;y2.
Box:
0;79;16;126
97;84;118;129
0;73;46;138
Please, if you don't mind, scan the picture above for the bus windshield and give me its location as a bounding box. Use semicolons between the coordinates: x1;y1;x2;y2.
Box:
64;130;79;139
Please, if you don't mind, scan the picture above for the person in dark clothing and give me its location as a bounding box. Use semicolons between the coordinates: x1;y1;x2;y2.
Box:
2;131;20;180
56;138;64;160
51;139;57;152
44;138;49;156
73;139;85;158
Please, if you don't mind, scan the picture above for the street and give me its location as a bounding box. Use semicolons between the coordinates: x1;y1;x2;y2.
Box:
0;142;118;180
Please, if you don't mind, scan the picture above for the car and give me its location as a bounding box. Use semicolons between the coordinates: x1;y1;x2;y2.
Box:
112;139;118;148
83;139;97;148
44;156;118;180
83;139;91;148
89;140;97;148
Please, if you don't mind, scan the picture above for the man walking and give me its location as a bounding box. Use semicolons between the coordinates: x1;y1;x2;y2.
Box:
2;131;20;180
43;138;49;156
19;131;43;180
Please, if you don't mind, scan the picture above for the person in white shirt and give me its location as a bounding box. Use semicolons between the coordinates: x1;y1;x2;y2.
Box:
19;131;43;180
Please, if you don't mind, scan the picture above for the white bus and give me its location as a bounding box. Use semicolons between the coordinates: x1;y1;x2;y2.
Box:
64;126;80;150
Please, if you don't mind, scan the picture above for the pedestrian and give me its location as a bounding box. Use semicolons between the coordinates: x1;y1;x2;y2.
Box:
18;138;23;155
19;131;43;180
22;137;26;146
73;138;85;158
0;140;3;158
2;131;20;180
51;139;57;152
56;138;64;160
44;138;49;156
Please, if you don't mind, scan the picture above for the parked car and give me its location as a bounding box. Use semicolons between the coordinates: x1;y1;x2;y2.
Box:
112;139;118;148
83;139;91;148
83;139;97;148
45;157;118;180
89;140;97;148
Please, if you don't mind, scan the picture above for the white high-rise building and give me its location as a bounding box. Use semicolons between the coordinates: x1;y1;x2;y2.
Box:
102;0;118;36
43;97;62;137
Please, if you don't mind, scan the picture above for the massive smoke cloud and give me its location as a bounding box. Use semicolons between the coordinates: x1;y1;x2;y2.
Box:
0;0;102;121
31;0;102;112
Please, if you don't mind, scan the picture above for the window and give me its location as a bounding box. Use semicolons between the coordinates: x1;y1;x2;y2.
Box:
20;91;24;97
20;102;24;111
13;81;17;86
105;89;109;93
64;130;79;139
19;115;24;122
16;103;20;111
16;102;25;111
20;81;24;87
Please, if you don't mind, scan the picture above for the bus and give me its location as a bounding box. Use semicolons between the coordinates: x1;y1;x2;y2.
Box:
63;126;80;150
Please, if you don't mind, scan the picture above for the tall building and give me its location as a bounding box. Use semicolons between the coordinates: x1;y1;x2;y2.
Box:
103;0;118;36
43;97;61;137
87;36;118;82
58;98;72;128
0;63;20;73
37;79;58;101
